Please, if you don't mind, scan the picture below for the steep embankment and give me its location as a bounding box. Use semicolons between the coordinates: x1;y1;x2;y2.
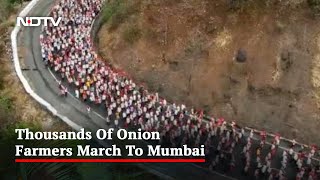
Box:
0;1;70;178
97;0;320;144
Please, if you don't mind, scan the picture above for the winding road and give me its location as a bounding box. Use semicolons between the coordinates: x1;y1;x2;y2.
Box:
16;0;235;179
13;0;319;179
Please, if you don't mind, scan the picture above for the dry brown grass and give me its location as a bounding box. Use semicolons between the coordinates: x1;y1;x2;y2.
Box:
214;29;232;50
0;11;68;132
0;54;68;131
311;34;320;108
98;0;320;144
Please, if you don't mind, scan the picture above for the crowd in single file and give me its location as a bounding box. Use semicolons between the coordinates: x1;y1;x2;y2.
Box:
40;0;320;179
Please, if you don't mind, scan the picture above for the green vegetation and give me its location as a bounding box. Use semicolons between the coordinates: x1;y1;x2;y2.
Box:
0;95;13;112
0;0;159;179
0;121;41;180
0;0;22;23
185;38;204;56
227;0;273;15
0;0;19;56
228;0;265;12
0;84;15;131
123;25;142;44
102;0;123;24
0;2;69;179
229;0;247;10
101;0;144;44
308;0;320;16
102;0;139;31
228;0;320;16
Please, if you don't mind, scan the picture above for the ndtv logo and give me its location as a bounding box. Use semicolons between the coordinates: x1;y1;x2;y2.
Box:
17;17;61;27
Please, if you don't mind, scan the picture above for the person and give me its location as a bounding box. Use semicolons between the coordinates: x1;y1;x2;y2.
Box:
279;169;285;180
308;168;316;180
256;146;261;156
261;164;267;174
75;89;79;98
289;145;294;156
268;171;274;180
260;130;267;147
274;133;281;146
64;87;68;97
250;129;254;139
292;139;297;147
254;168;259;179
310;144;317;157
40;0;319;178
209;160;216;171
270;142;277;157
114;119;118;127
58;82;65;96
106;116;110;125
244;162;250;175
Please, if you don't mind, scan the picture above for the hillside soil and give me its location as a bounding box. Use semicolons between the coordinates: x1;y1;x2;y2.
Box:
97;0;320;145
0;4;68;133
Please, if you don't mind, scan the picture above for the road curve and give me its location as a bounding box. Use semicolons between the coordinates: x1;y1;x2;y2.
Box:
13;0;320;179
15;0;235;179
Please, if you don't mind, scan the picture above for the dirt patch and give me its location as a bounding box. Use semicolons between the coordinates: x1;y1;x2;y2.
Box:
98;0;320;144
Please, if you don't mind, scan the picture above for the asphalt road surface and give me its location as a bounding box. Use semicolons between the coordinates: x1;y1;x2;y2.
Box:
17;0;236;179
17;0;319;179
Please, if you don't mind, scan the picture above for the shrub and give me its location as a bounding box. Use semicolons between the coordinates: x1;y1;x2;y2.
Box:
102;0;122;23
229;0;247;10
185;38;204;56
123;26;141;44
308;0;320;16
102;0;139;30
109;6;129;30
0;95;13;112
0;0;22;23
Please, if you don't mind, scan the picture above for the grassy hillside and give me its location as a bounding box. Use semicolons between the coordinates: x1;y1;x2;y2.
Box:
0;1;161;179
97;0;320;144
0;1;70;178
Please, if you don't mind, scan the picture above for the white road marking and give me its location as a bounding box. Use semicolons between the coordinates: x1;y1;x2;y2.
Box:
46;56;320;177
39;4;319;178
46;50;240;180
48;68;106;121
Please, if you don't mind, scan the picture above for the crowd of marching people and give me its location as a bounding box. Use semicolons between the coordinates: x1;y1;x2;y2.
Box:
40;0;320;179
203;124;320;179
